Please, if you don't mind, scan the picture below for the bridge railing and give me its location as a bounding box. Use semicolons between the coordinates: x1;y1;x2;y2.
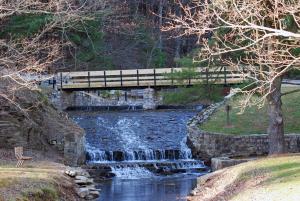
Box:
57;67;248;90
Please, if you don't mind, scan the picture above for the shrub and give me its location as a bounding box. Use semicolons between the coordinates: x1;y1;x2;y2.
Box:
162;84;223;105
0;14;53;38
153;49;167;68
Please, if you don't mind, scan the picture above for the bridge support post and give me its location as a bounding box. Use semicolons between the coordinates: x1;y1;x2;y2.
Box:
125;91;128;102
143;88;157;110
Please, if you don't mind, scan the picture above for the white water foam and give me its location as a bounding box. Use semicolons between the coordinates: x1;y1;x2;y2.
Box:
179;137;192;159
111;165;154;179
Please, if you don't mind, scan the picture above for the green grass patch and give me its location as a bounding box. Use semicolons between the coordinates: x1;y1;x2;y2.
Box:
200;86;300;134
237;157;300;186
226;155;300;201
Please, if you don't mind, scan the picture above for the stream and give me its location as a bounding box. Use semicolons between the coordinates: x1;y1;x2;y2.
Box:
70;109;207;201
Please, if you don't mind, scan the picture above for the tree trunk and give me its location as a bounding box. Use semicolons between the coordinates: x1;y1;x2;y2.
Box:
174;37;181;62
158;0;163;50
267;76;285;154
174;5;181;63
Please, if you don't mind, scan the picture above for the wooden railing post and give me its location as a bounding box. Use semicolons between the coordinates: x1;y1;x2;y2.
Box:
52;77;55;89
205;68;209;86
242;66;245;81
104;70;107;87
120;70;123;86
60;72;63;90
171;68;174;86
137;69;139;86
88;71;91;88
224;67;227;86
154;69;156;86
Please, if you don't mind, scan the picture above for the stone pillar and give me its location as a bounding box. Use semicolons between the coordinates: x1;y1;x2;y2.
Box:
64;132;86;166
143;88;157;110
49;90;76;111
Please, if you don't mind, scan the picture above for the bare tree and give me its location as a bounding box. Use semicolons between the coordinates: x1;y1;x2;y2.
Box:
166;0;300;154
0;0;108;110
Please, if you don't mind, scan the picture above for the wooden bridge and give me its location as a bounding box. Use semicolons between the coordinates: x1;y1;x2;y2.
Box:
57;67;247;90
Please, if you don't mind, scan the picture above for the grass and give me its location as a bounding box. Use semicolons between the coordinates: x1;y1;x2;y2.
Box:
200;85;300;135
230;155;300;201
0;178;18;188
192;155;300;201
21;187;58;201
0;162;70;201
238;158;300;184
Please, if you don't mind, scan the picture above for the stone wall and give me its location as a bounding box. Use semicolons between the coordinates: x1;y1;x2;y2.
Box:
50;89;162;110
188;128;300;162
187;95;300;162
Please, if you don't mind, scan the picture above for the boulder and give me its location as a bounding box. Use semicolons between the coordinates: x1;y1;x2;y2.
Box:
75;175;88;180
75;178;93;185
89;190;100;198
86;185;97;191
75;187;89;198
65;170;77;177
211;157;254;171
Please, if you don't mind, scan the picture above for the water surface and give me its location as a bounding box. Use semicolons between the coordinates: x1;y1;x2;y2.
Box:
98;175;197;201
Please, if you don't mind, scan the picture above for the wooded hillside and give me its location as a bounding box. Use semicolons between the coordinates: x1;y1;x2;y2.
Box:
0;0;199;73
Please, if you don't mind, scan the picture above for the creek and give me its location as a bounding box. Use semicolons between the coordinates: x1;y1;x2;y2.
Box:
70;109;207;201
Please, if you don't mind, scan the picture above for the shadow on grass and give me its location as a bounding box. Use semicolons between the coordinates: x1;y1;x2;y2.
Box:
21;186;58;201
238;162;300;185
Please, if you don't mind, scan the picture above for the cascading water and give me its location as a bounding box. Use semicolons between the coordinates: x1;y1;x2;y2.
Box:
110;165;154;179
70;109;207;201
72;110;206;178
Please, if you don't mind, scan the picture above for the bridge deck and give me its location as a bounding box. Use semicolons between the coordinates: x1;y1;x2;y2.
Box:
58;67;247;90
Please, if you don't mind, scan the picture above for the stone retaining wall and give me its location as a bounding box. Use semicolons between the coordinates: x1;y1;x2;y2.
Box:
188;128;300;162
187;95;300;162
50;88;162;110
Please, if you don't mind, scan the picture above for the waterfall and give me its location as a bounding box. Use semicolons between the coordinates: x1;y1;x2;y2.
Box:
86;146;193;163
72;110;207;178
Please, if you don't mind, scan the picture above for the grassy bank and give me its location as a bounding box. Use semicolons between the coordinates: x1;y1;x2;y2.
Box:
190;155;300;201
0;163;77;201
200;85;300;135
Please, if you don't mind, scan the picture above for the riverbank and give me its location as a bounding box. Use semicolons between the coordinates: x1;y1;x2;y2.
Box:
0;148;101;201
0;79;86;166
0;78;89;200
188;154;300;201
0;149;79;201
